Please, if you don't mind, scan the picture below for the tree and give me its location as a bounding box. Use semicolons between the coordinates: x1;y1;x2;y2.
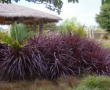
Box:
102;0;110;5
0;0;78;14
96;4;110;32
0;0;109;14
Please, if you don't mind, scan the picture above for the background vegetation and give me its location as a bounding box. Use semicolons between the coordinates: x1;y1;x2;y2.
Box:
96;4;110;33
57;17;86;36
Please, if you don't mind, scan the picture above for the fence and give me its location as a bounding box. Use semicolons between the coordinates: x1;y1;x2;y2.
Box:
85;27;105;39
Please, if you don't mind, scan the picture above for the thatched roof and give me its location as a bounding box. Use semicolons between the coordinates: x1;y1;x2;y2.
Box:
0;3;62;25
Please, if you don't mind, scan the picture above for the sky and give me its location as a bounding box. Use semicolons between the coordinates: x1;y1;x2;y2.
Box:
0;0;101;29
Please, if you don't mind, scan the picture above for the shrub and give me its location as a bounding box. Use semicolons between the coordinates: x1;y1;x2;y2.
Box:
0;34;110;81
0;22;35;50
0;43;8;60
0;31;8;41
57;17;86;36
75;76;110;90
0;42;8;49
0;46;49;81
10;22;35;47
28;34;110;79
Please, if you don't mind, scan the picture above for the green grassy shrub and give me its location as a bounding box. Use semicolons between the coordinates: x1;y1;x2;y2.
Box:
75;76;110;90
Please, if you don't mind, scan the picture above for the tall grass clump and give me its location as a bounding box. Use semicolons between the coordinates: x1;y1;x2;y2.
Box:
0;32;110;81
75;76;110;90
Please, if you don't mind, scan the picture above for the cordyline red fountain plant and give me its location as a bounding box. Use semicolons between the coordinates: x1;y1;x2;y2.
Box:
0;33;110;81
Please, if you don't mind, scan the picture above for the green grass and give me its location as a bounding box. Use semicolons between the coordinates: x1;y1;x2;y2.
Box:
75;76;110;90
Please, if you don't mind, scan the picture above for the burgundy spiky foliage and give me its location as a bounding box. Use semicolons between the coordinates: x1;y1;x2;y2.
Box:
0;43;8;60
0;34;110;81
0;46;49;81
28;34;110;78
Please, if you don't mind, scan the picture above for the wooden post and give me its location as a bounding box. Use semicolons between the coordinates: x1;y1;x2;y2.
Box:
39;18;43;34
0;17;5;24
19;17;24;23
33;20;37;33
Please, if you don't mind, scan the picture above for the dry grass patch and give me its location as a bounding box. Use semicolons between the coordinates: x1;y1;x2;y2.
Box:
0;76;79;90
96;39;110;49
